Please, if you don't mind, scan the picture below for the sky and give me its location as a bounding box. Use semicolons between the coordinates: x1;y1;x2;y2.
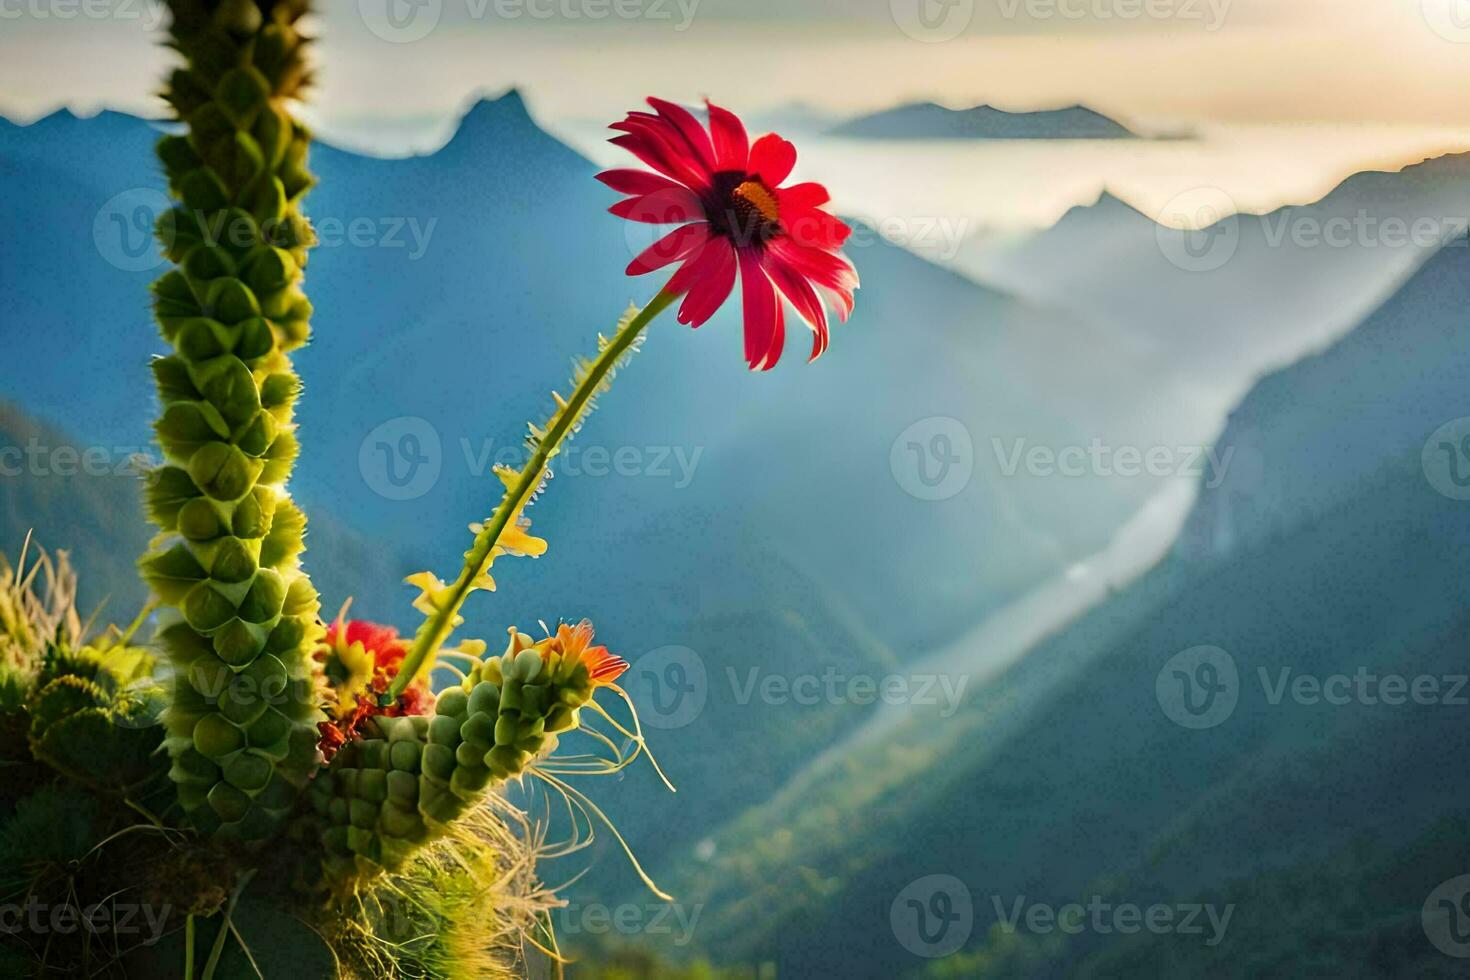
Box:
3;0;1470;133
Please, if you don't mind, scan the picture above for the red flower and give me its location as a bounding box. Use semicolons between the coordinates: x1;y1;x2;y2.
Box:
335;620;403;660
315;618;432;758
597;98;859;370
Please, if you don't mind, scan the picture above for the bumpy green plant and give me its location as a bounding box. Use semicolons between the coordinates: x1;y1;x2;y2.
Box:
311;623;629;881
140;0;325;840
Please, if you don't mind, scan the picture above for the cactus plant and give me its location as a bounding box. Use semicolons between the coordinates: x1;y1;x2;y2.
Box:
139;0;326;841
2;0;860;973
308;621;631;883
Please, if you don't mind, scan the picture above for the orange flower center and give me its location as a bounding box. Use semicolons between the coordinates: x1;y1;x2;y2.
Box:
732;180;780;224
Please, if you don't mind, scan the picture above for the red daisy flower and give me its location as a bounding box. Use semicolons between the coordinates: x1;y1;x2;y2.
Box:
597;98;859;370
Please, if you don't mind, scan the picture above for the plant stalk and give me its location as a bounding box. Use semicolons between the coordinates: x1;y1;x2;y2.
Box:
383;289;679;703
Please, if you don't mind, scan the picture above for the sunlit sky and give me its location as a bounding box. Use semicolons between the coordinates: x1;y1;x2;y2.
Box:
3;0;1470;129
6;0;1470;236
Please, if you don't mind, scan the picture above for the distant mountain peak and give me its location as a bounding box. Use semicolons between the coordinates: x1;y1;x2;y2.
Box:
16;106;85;130
1084;189;1150;220
444;88;538;148
6;105;164;133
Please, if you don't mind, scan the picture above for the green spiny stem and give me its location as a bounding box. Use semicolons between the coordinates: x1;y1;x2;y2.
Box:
314;631;623;881
140;0;325;841
383;289;680;704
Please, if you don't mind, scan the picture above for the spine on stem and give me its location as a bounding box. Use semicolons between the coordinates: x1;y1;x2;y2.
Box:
388;291;677;702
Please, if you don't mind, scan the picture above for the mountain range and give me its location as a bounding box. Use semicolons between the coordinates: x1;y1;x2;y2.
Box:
5;94;1470;975
0;93;1182;910
957;155;1470;412
645;226;1470;976
829;101;1138;140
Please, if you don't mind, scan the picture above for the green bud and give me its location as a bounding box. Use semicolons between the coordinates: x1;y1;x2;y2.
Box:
183;582;237;634
223;751;273;792
193;713;245;759
435;686;470;719
176;497;225;541
206;278;261;325
187;441;259;501
216;66;271;127
199;358;261;426
460;712;495;745
388;739;422;773
247;708;292;752
212;618;267;668
208;782;253;823
237;568;286;623
421;743;455;782
210;537;257;583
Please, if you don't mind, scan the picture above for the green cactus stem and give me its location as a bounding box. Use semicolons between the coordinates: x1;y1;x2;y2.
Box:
312;624;633;882
140;0;325;840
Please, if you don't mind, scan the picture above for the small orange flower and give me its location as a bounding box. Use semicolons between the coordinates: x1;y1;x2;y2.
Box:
550;620;629;686
506;620;628;686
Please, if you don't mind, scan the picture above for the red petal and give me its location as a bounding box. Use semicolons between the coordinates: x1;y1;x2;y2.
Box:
609;186;705;224
647;97;717;171
626;222;710;276
748;133;797;187
778;182;830;210
764;253;830;360
768;236;859;298
596;168;686;195
815;282;855;323
345;619;401;652
810;308;830;359
738;249;784;370
672;239;737;326
767;302;787;369
780;208;851;250
609;130;708;191
612;114;713;189
663;237;730;298
705;100;749;170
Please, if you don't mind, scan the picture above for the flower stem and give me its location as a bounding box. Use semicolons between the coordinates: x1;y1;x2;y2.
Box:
384;288;680;704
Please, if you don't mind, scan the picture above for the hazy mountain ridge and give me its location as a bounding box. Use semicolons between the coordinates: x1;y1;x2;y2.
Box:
830;101;1138;140
0;96;1188;644
0;96;1187;905
649;233;1470;975
959;151;1470;403
8;99;1467;975
0;402;414;634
